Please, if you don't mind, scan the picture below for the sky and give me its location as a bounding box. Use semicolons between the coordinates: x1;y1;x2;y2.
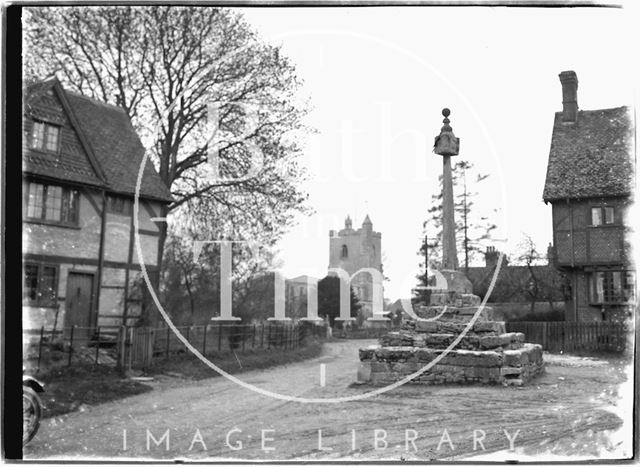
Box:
239;6;638;301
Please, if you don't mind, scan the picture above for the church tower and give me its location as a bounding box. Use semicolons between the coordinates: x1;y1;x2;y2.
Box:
328;215;383;318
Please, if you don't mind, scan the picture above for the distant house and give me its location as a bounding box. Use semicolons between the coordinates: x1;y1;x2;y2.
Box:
286;275;319;320
466;246;566;311
23;79;173;336
543;71;635;322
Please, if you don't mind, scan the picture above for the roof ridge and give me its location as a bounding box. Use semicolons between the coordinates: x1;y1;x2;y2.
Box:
553;105;631;115
579;105;630;113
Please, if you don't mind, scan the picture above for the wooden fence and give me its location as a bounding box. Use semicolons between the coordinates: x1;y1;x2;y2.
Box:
506;321;629;353
24;322;329;372
124;322;328;370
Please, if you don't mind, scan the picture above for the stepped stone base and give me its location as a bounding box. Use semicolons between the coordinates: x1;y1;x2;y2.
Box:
357;286;544;386
358;342;544;386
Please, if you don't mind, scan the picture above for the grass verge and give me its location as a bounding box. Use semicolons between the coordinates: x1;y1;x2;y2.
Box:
38;365;153;419
36;338;324;418
147;337;324;380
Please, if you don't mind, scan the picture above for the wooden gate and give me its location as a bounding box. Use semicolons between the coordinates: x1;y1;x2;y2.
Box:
122;327;156;370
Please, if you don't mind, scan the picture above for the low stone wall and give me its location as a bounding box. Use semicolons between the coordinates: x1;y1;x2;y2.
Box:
358;342;544;386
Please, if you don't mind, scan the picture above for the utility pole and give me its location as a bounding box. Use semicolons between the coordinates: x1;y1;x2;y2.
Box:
461;164;469;272
424;235;429;277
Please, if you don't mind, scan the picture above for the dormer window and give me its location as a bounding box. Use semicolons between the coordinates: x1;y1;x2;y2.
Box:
31;121;60;153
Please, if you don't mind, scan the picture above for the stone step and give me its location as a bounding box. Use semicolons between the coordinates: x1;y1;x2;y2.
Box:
415;305;492;322
358;343;544;385
360;342;542;365
413;319;506;335
406;332;524;350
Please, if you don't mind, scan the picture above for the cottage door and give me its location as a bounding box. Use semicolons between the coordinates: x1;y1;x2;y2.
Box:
65;272;95;337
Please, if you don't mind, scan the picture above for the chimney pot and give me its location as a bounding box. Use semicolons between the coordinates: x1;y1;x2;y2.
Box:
559;70;578;123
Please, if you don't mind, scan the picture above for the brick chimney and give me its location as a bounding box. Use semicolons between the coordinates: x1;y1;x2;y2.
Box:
559;71;578;123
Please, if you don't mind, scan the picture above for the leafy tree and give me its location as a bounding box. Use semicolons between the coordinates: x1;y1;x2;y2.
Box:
317;276;362;327
160;219;283;325
24;7;311;322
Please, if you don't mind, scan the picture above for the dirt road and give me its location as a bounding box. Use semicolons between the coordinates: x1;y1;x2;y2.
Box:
24;340;633;461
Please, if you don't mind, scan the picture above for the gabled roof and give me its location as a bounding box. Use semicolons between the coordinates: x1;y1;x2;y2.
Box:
24;80;106;188
543;106;635;202
23;79;173;203
287;275;319;284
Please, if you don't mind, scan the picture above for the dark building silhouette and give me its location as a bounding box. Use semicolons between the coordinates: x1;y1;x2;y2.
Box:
543;71;635;322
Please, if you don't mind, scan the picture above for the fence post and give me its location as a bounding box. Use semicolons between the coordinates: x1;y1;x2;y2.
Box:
95;327;101;365
147;328;155;368
202;325;208;355
68;325;75;366
267;323;271;350
261;323;265;349
186;326;190;343
252;324;256;349
116;326;126;373
37;326;44;372
166;326;171;360
128;327;134;370
218;325;222;352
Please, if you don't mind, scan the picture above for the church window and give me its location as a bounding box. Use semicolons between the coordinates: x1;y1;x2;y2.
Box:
341;245;348;258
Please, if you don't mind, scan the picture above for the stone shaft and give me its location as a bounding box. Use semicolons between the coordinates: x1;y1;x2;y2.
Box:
442;154;458;270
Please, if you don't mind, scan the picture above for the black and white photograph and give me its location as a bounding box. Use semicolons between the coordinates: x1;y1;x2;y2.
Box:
4;1;638;462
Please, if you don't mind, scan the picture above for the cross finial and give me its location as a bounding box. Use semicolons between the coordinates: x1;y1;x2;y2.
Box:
434;107;460;157
441;108;452;132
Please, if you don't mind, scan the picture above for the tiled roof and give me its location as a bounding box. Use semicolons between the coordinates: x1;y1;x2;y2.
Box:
65;92;172;203
543;106;635;202
23;81;105;188
23;80;173;203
